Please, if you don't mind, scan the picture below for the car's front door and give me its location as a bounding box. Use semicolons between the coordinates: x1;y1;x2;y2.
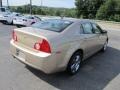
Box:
81;22;98;58
91;23;107;50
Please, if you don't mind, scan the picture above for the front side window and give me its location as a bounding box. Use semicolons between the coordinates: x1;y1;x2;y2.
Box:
92;23;101;34
82;23;93;34
32;19;73;32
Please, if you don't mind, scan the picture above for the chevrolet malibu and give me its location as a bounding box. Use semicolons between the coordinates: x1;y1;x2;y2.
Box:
10;19;108;75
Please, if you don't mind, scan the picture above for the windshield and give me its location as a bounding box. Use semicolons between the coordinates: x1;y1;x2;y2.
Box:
32;19;73;32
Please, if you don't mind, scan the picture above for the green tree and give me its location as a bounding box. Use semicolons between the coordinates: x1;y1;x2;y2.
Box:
16;7;23;13
75;0;85;18
96;0;117;20
87;0;105;18
75;0;105;18
55;10;61;16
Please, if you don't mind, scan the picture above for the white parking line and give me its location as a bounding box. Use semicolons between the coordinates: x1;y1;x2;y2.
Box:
103;74;120;90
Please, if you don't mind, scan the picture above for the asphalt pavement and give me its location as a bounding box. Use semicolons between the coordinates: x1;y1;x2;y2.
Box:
0;23;120;90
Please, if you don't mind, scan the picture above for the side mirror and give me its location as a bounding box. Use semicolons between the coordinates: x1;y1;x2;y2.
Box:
101;30;107;34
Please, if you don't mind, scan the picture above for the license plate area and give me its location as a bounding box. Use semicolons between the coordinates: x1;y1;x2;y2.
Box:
16;49;25;61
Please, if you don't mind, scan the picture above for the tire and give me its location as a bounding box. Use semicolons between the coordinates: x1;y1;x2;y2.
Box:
16;25;22;28
67;51;82;75
101;41;108;52
31;22;35;25
8;20;13;25
2;21;7;24
6;20;12;25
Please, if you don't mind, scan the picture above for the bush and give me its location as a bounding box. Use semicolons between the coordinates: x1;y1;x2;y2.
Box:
109;15;114;21
88;14;94;19
114;14;120;22
96;5;107;20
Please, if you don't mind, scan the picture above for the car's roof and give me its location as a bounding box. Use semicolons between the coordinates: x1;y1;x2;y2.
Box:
25;15;35;17
12;12;20;14
62;18;93;23
20;15;32;19
41;18;94;24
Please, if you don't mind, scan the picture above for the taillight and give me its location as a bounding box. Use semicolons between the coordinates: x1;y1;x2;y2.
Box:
12;30;18;42
34;39;51;53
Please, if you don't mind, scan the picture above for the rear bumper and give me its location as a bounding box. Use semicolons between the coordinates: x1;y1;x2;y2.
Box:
13;20;27;26
10;40;64;74
0;20;7;23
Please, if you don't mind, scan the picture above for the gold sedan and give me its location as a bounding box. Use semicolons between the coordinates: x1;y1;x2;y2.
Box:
10;19;108;75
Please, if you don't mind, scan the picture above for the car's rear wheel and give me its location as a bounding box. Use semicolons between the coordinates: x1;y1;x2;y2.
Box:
8;20;13;25
2;21;7;24
31;22;35;25
67;51;82;75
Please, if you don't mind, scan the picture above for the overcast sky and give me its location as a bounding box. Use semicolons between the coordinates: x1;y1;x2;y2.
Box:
2;0;75;8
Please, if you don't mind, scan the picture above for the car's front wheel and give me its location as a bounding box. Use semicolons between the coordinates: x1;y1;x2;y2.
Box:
67;51;82;75
16;25;23;28
101;41;108;52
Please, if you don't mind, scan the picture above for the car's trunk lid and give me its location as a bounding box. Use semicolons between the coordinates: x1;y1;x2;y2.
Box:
14;27;59;52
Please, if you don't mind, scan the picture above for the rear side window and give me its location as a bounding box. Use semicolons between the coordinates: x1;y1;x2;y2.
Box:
26;16;34;19
82;23;93;34
80;24;84;34
29;17;34;19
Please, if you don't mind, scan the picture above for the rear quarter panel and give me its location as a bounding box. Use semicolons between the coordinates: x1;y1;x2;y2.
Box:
49;22;85;69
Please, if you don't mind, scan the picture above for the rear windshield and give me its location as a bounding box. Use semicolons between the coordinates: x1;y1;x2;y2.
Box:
32;19;73;32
